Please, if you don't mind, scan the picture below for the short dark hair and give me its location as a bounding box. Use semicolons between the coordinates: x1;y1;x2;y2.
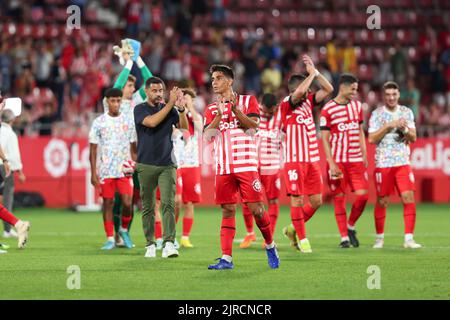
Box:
105;88;123;98
127;75;136;83
288;74;307;92
181;88;197;98
210;64;234;79
145;77;165;88
261;93;278;109
383;81;400;92
339;74;358;86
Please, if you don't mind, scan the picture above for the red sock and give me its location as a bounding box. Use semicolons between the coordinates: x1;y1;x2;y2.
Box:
220;216;236;256
303;203;317;223
291;206;306;240
155;221;162;239
0;205;18;226
348;194;369;227
242;204;254;234
182;217;194;237
103;220;114;238
403;203;416;234
268;203;279;234
333;196;348;237
374;203;386;235
121;215;132;230
255;211;273;245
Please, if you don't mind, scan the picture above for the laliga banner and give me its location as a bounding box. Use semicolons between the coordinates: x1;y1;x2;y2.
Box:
14;137;450;208
15;137;100;209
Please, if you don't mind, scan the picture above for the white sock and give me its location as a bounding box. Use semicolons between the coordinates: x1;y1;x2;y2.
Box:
347;224;355;231
14;221;21;228
222;255;232;263
265;242;275;249
341;236;350;242
181;236;189;240
119;227;128;233
107;236;115;242
376;233;384;239
405;233;413;242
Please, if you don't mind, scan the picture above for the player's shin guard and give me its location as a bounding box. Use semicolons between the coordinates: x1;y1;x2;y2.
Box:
0;205;18;226
242;204;254;234
182;217;194;237
268;203;279;233
348;194;369;227
255;211;273;245
220;217;236;256
155;221;162;239
374;203;386;235
103;220;114;238
333;196;348;237
303;203;317;223
290;206;306;240
403;203;416;234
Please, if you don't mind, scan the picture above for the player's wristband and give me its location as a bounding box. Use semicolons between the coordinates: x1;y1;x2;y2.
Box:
178;107;186;113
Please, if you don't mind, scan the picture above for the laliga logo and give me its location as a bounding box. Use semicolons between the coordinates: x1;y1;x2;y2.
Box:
44;139;70;178
411;141;450;175
337;122;359;132
296;115;313;125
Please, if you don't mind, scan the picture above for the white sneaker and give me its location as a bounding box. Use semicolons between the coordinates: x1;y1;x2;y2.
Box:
404;240;422;249
8;229;18;238
145;244;156;258
0;249;7;254
16;221;30;249
2;231;12;238
115;234;125;247
162;242;179;258
373;238;384;249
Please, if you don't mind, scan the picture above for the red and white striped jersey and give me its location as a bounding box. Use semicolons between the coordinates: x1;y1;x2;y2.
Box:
256;107;283;174
204;94;260;175
320;100;364;163
279;93;320;163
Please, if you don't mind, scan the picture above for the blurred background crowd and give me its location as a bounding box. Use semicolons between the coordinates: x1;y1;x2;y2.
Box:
0;0;449;137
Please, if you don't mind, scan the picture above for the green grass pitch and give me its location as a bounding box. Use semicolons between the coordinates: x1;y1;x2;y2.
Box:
1;204;449;300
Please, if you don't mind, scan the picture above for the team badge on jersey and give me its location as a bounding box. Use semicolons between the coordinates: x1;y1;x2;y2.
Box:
252;179;262;192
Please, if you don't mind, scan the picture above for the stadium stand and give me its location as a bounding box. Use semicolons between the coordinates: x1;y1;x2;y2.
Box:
0;0;449;137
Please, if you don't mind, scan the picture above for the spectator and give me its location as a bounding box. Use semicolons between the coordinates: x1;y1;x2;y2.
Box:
34;42;53;88
125;0;142;37
0;44;11;94
243;43;262;94
36;102;57;136
340;39;357;75
374;49;392;89
401;79;421;121
15;63;36;99
391;43;408;89
326;36;340;90
261;59;282;94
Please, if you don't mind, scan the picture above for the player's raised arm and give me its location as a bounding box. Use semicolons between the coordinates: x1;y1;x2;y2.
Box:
302;55;333;103
136;56;154;101
113;53;133;90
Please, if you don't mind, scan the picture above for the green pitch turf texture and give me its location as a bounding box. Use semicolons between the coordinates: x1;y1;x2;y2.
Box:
1;204;449;300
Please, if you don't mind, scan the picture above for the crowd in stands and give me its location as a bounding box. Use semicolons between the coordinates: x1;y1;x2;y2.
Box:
0;0;449;137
